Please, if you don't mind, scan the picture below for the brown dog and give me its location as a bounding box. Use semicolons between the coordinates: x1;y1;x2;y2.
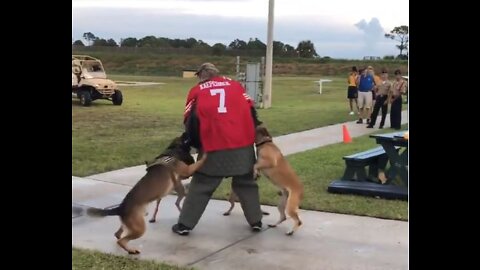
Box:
86;137;207;254
253;126;304;235
223;190;270;216
148;172;189;223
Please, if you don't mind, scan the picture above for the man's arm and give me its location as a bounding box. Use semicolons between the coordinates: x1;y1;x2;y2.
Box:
183;89;196;123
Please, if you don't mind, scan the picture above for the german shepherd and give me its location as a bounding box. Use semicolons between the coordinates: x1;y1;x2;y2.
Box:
253;126;304;235
86;137;207;254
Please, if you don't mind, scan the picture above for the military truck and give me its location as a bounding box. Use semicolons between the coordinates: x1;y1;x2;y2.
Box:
72;55;123;106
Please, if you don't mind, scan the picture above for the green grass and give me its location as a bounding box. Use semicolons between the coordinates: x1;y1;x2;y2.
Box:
211;125;408;221
73;75;381;176
72;248;192;270
73;75;407;220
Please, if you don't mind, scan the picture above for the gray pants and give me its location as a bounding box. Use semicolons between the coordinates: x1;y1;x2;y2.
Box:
178;172;262;228
178;145;262;229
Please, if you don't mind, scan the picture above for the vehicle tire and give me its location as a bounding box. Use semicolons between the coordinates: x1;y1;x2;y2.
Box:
112;90;123;105
79;91;92;107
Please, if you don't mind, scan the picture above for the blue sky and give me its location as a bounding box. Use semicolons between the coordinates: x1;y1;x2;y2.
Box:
72;0;409;59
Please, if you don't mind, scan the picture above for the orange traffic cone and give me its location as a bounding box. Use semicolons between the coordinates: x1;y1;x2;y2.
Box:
343;125;352;143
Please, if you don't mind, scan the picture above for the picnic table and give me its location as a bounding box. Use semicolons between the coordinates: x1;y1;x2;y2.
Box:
328;131;408;200
370;132;408;186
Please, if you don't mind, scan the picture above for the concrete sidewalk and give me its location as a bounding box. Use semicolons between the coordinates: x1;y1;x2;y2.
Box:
73;110;408;270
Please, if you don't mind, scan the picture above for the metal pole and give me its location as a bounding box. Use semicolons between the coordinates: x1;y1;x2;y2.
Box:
263;0;274;109
236;56;240;74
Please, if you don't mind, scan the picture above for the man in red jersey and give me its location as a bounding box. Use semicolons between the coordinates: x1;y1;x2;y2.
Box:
172;63;264;236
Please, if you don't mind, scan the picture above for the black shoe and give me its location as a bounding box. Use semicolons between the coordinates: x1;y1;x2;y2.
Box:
366;125;374;128
251;221;263;232
172;223;191;236
356;119;363;124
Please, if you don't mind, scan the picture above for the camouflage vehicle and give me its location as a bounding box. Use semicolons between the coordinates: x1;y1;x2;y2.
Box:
72;55;123;106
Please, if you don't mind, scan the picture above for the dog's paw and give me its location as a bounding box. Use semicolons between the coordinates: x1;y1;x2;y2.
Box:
223;212;230;216
268;224;277;228
262;211;270;215
286;230;294;236
148;219;156;223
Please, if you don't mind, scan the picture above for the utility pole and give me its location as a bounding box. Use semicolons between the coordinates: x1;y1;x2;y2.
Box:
263;0;274;109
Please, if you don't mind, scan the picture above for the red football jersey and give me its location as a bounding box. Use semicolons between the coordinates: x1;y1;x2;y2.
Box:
184;76;255;152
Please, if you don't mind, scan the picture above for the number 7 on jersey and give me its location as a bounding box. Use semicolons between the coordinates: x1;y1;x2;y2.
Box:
210;88;227;113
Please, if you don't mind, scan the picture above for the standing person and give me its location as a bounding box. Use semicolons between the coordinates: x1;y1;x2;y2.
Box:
367;69;392;129
356;67;375;124
172;63;264;236
390;69;407;130
368;65;381;102
347;66;360;115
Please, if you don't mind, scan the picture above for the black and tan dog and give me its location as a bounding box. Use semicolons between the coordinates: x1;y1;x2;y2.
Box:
252;126;304;235
86;137;207;254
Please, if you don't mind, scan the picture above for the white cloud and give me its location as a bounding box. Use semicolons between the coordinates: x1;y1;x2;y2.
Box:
72;0;407;58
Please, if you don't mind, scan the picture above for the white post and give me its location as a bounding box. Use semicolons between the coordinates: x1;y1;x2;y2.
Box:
236;56;240;74
263;0;274;109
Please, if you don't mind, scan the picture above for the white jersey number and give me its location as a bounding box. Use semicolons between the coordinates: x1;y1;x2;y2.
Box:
210;88;227;113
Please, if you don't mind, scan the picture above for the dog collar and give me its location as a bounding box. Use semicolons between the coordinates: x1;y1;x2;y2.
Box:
255;138;272;148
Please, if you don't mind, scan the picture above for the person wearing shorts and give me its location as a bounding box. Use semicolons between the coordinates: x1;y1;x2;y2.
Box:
356;68;375;124
347;66;359;115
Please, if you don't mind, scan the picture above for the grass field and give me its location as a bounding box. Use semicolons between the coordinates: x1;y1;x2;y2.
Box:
73;248;191;270
211;125;408;221
72;74;408;220
73;75;374;176
72;74;408;269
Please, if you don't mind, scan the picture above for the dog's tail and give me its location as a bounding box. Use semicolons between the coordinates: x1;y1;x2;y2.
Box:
86;206;121;217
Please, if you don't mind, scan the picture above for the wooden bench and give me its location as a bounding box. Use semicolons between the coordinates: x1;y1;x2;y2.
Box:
328;146;407;200
341;146;388;182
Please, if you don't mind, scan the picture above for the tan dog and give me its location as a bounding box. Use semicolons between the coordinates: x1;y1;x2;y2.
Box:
253;126;304;235
86;137;207;254
223;190;270;216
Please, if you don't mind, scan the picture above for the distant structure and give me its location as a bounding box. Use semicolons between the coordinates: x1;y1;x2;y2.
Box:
363;56;381;60
182;69;197;78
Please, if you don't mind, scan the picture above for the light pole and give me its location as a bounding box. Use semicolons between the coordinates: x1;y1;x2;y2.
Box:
263;0;274;109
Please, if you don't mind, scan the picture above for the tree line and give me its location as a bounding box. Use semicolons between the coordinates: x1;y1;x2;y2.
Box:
73;32;319;58
74;25;407;59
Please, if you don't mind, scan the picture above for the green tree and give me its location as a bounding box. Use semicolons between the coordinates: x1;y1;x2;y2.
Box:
385;25;409;57
228;39;248;50
247;38;266;51
185;38;198;48
106;39;118;47
82;32;96;46
273;41;286;56
284;44;296;56
296;40;318;58
73;40;85;46
92;38;108;46
120;37;138;47
193;40;211;49
212;43;226;56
